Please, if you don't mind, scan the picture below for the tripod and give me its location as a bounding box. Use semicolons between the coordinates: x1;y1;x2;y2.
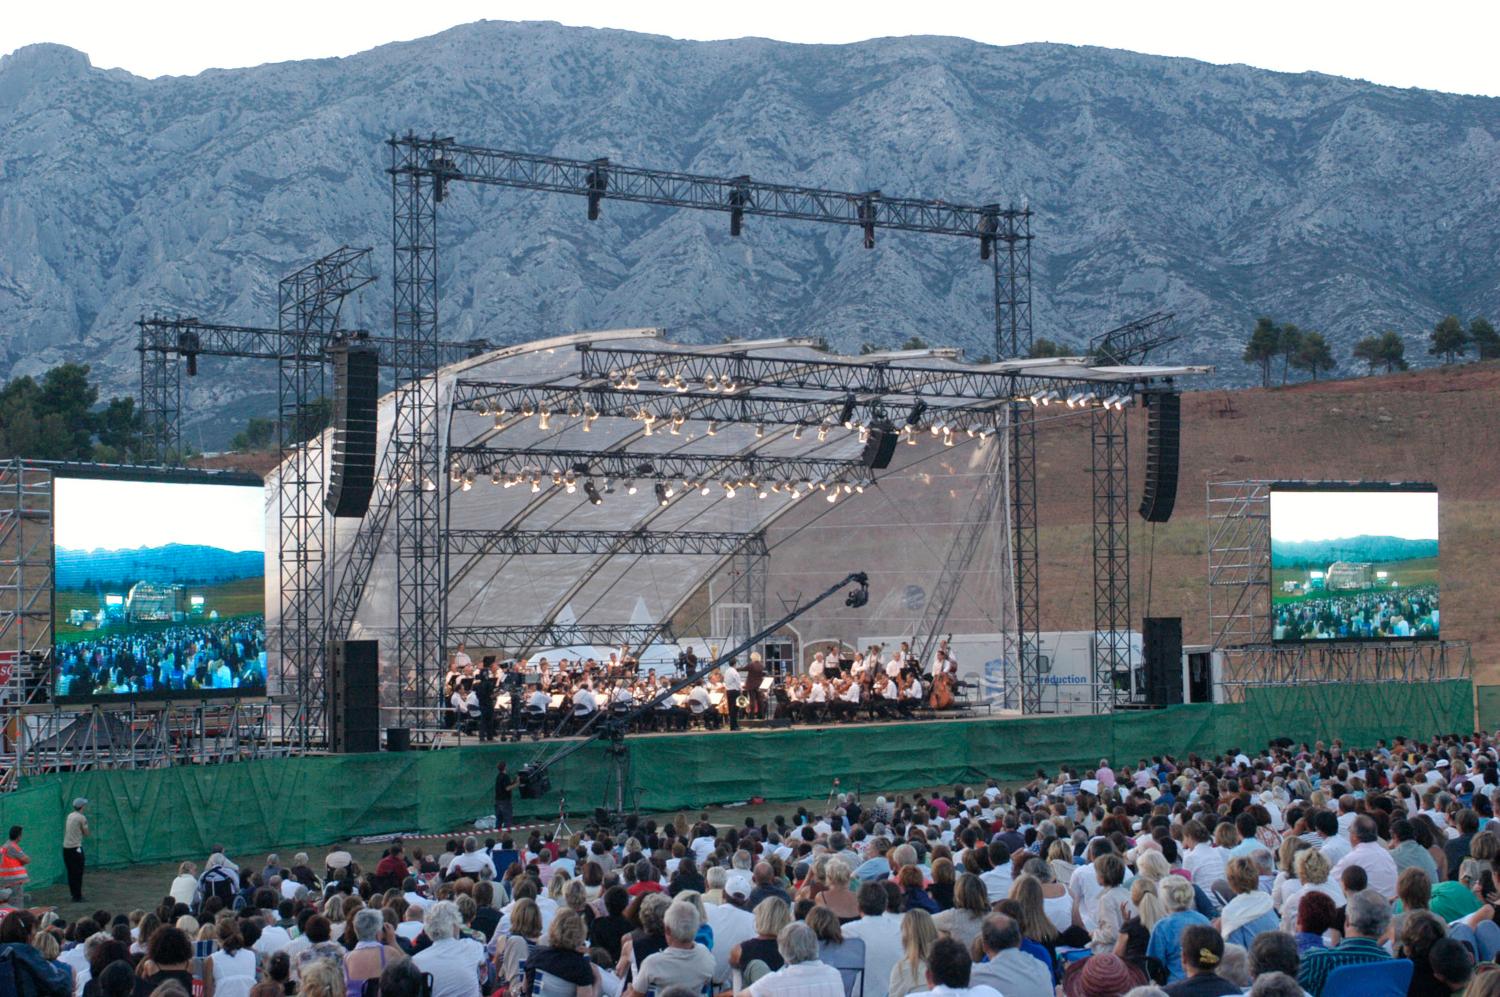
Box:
552;794;573;839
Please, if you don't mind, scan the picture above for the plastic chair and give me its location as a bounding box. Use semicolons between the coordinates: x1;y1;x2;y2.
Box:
1475;919;1500;962
1321;958;1413;997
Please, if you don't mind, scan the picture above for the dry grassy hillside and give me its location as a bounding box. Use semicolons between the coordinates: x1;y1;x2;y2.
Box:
1032;362;1500;679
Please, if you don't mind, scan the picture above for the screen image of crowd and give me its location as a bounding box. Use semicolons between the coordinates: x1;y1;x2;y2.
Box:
1273;584;1439;641
52;616;268;697
3;729;1498;997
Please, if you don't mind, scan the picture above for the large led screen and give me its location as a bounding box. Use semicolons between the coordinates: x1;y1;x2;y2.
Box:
52;471;267;700
1270;483;1438;641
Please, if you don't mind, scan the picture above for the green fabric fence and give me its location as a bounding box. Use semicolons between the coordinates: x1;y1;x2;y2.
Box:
0;679;1473;888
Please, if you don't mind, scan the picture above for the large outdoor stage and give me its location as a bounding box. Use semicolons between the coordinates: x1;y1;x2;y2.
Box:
5;679;1473;890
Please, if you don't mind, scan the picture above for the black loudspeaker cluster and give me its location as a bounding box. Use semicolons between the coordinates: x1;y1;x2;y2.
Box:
326;343;380;519
1139;391;1181;523
860;420;899;469
328;639;380;753
1142;616;1183;707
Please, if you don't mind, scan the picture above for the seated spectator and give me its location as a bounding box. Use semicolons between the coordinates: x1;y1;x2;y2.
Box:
1412;937;1474;997
738;923;842;997
1278;849;1343;933
527;909;599;997
1147;877;1211;984
729;898;791;982
932;874;989;950
410;901;486;997
1163;925;1238;997
921;936;999;997
970;914;1051;997
629;901;713;997
202;920;255;997
345;909;406;992
1297;890;1391;997
888;909;936;997
1246;932;1299;985
136;925;195;994
0;911;72;997
1293;892;1337;954
1215;858;1278;949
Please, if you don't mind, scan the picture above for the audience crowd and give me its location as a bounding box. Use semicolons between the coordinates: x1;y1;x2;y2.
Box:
7;732;1500;997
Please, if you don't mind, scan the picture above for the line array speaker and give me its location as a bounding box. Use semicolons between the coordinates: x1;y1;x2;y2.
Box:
328;639;380;753
1138;390;1180;523
325;343;380;519
1142;616;1183;707
860;420;899;470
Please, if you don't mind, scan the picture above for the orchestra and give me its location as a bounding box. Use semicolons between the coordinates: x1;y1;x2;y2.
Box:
440;635;969;739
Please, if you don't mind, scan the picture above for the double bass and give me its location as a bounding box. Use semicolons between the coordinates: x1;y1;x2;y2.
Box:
929;634;957;710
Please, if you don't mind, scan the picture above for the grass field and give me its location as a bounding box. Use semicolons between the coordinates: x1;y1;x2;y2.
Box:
53;577;263;642
1271;556;1439;606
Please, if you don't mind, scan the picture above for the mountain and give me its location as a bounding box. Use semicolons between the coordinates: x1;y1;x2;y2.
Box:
55;543;263;590
1;22;1498;445
1270;535;1439;568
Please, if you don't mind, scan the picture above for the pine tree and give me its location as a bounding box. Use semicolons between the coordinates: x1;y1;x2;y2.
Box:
1291;331;1336;380
1277;324;1303;385
1429;314;1469;363
1470;316;1499;360
1242;317;1280;388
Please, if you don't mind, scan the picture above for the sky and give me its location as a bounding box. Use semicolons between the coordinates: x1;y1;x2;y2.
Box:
1270;489;1439;544
54;477;265;553
4;1;1499;97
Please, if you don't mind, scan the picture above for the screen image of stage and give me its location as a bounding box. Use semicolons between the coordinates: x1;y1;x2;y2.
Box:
51;471;268;701
1269;483;1438;642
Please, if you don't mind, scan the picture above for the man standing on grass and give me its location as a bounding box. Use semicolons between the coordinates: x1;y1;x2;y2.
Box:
62;797;89;902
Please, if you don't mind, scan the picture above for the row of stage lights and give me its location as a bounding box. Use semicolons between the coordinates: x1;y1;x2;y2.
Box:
468;378;1133;442
446;464;871;505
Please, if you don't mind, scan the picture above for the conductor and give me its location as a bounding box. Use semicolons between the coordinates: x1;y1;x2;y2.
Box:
745;652;766;719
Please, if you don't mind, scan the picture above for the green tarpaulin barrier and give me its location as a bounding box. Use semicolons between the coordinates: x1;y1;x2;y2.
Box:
0;680;1472;888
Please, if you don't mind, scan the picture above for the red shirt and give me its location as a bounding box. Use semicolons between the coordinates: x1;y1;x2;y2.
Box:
375;855;409;879
627;880;664;898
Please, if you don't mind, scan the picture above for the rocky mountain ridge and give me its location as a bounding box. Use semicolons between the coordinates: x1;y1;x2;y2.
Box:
1;22;1497;443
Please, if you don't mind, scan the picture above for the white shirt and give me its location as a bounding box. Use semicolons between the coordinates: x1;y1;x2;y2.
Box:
919;985;1001;997
254;924;293;956
1331;840;1399;899
980;864;1013;903
886;658;902;678
1319;835;1352;866
841;683;861;704
747;961;845;997
881;679;899;700
809;657;826;679
1066;862;1103;931
404;890;434;911
1183;841;1225;887
170;873;198;905
449;850;493;876
705;900;756;986
690;835;717;863
723;668;743;692
845;913;904;997
573;688;598;714
412;936;487;997
527;690;550;711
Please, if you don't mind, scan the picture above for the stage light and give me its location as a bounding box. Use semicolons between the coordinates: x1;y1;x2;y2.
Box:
817;424;829;442
858;426;870;443
905;400;928;427
854;482;866;493
673;374;688;393
567;400;581;418
551;469;563;485
625;480;638;495
905;426;918;446
521;401;535;418
450;466;462;484
699;483;711;496
490;469;501;485
530;478;542;494
583;480;603;505
657;367;671;386
665;482;677;497
625;373;640;389
723;483;736;498
461;474;473;492
793;424;805;440
826;489;838;503
474;402;489;416
838;395;857;427
670;412;685;435
703;373;719;391
655;483;669;505
720;378;737;394
758;485;769;498
493;412;505;429
609;370;624;388
943;428;956;447
706;420;718;436
755;423;765;439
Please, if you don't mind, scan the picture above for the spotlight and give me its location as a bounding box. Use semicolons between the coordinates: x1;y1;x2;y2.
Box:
720;378;737;394
838;395;857;427
858;426;870;444
490;468;501;485
723;483;736;498
755;423;765;439
905;400;928;428
625;373;640;389
757;485;769;498
664;482;676;497
670;412;685;435
703;373;719;391
699;484;711;496
817;424;829;442
943;428;956;447
845;573;870;608
793;424;805;440
537;407;551;430
493;412;505;429
826;489;838;503
461;473;474;492
567;401;582;418
422;476;436;492
583;480;603;506
625;480;638;495
530;477;542;494
655;482;669;506
564;476;577;495
673;375;688;393
521;401;535;417
905;427;918;446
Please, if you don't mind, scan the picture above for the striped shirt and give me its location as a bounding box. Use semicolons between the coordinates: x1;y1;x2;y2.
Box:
1297;937;1390;997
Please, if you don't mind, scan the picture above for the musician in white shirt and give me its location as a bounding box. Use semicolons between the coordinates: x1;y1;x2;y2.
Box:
885;655;903;680
722;662;744;730
809;653;826;679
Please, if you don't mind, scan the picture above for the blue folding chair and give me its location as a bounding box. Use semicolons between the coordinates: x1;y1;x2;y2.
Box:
1321;958;1413;997
1475;919;1500;963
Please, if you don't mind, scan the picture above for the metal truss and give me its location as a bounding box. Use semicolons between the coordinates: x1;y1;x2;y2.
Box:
1091;405;1132;712
445;529;767;557
1089;312;1178;366
390;139;446;729
390;132;1035;722
445;622;677;654
446;446;865;488
1218;640;1471;694
452;377;1137;439
1009;398;1046;713
275;248;376;751
1206;480;1273;649
576;344;1125;400
13;700;282;776
0;462;53;789
390;136;1028;243
138;316;486;365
